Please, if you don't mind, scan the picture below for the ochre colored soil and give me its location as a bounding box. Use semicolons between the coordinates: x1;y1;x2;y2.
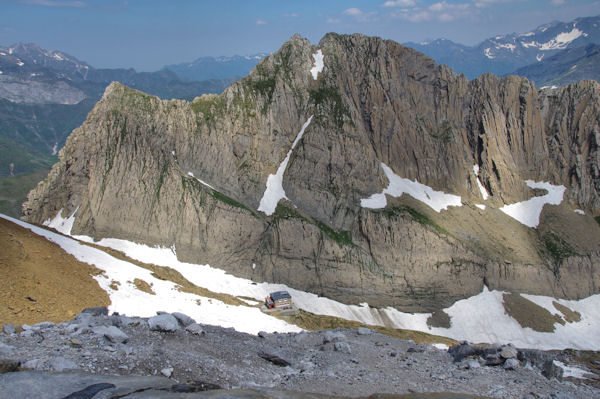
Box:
0;217;110;326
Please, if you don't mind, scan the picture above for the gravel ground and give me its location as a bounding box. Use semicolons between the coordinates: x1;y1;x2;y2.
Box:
1;309;599;399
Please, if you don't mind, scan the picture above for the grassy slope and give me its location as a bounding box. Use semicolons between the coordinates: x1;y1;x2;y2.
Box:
0;168;50;218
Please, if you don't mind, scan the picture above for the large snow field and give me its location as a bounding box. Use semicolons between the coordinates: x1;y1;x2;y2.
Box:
6;210;600;350
361;162;463;212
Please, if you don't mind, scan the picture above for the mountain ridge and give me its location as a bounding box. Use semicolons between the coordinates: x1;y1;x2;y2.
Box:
22;33;600;312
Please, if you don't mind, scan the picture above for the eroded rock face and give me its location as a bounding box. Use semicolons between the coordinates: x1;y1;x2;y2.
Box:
22;33;600;312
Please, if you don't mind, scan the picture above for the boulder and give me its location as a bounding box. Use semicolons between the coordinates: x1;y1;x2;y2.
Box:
542;360;564;381
500;345;518;359
49;357;78;372
0;359;20;374
448;342;482;362
93;326;129;344
357;327;373;336
258;351;291;367
504;358;520;370
32;322;55;330
185;323;205;336
148;314;180;332
81;307;108;317
323;331;346;344
334;342;352;354
172;312;195;327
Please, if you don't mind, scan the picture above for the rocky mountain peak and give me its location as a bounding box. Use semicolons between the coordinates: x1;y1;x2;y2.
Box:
22;33;600;312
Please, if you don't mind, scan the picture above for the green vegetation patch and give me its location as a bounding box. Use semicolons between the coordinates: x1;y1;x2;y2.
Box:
0;168;51;217
191;95;227;121
503;292;564;332
309;85;350;129
273;202;355;247
543;232;576;262
209;190;257;218
380;205;448;235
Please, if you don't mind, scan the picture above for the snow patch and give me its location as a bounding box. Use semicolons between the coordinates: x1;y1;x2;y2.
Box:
475;204;486;210
574;209;585;215
521;41;539;49
554;361;593;379
484;48;495;59
7;212;600;350
187;172;215;190
4;214;301;335
496;43;515;52
17;61;24;67
53;53;64;61
310;49;324;80
361;163;462;213
520;32;535;37
536;54;544;62
473;165;489;200
0;52;6;56
499;180;565;228
51;142;58;156
540;28;583;50
258;116;313;215
43;207;78;235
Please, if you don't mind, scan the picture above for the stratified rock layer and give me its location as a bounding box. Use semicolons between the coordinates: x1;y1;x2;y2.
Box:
23;34;600;312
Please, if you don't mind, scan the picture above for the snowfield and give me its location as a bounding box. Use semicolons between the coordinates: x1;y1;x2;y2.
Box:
499;180;565;228
310;49;324;80
258;116;313;215
361;162;462;213
5;211;600;350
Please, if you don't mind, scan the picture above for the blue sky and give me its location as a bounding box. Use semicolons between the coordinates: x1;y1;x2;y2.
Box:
1;0;599;71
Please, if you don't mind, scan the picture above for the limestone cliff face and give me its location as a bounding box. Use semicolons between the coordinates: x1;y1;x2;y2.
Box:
23;34;600;312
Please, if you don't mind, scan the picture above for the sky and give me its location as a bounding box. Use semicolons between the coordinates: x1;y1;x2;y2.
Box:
1;0;599;71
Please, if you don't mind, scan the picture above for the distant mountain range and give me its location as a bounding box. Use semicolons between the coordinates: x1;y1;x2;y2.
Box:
0;43;238;179
163;53;266;82
405;15;600;81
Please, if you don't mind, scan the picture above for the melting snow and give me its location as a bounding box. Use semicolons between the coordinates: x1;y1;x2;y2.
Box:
499;180;565;228
6;211;600;349
540;28;583;50
4;214;301;335
473;165;489;201
310;49;324;80
361;162;462;213
258;116;313;215
43;207;78;235
554;361;593;379
187;172;215;190
496;43;516;52
574;209;585;215
484;48;495;59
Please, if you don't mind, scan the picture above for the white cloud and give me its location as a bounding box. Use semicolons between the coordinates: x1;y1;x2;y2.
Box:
256;19;267;25
326;17;341;24
343;7;364;16
20;0;86;6
382;0;416;7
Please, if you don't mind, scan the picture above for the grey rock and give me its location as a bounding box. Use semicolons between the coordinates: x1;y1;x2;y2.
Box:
81;307;108;317
542;360;564;381
148;314;180;332
0;359;20;374
357;327;373;336
448;342;482;362
21;324;32;331
333;342;351;354
258;351;291;367
323;331;346;344
0;342;14;356
257;331;269;338
185;323;205;336
500;345;518;359
172;312;196;327
92;326;129;344
161;367;174;378
32;321;55;330
504;358;520;370
1;324;16;335
22;358;43;370
49;356;78;372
